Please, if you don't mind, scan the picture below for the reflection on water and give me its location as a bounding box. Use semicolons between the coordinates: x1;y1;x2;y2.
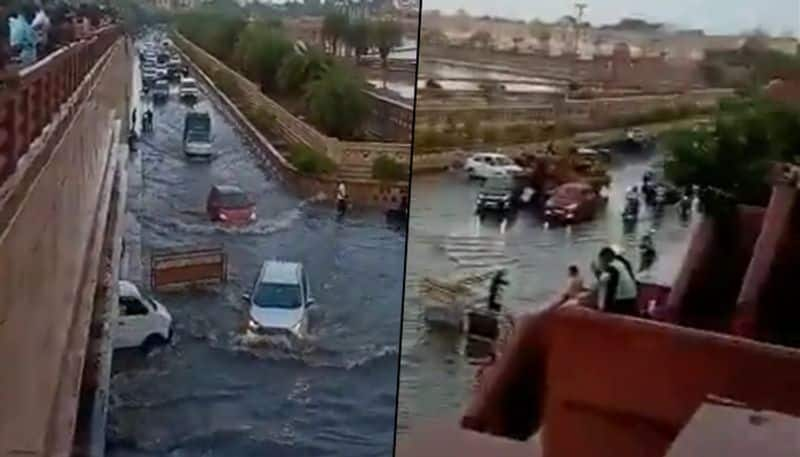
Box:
110;72;404;457
368;80;415;100
417;62;563;93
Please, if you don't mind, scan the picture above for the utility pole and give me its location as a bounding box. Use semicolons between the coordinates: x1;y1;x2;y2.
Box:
574;2;587;54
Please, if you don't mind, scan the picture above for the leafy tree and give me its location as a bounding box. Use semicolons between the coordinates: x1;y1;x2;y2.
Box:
468;30;493;49
306;65;369;138
663;98;800;213
372;19;403;68
278;48;332;94
345;19;373;63
372;156;408;181
322;12;350;55
234;25;293;92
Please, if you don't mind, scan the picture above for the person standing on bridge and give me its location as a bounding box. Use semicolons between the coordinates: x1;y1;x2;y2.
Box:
336;181;348;216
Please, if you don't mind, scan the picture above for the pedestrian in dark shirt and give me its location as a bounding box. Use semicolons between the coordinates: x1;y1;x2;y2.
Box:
488;269;509;312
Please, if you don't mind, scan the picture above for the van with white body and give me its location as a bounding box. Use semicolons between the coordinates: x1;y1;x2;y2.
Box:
114;281;173;350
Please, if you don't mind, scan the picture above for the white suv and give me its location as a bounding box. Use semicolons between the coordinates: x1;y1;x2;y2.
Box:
464;153;523;179
245;261;315;340
114;281;173;350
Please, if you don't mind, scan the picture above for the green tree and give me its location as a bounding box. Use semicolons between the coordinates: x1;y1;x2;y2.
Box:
234;25;293;92
372;20;404;69
663;98;800;212
277;48;332;94
306;66;369;138
468;30;493;49
345;19;373;63
322;12;350;55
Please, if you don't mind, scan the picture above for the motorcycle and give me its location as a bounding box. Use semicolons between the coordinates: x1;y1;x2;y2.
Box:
639;236;657;272
622;196;640;222
678;195;692;220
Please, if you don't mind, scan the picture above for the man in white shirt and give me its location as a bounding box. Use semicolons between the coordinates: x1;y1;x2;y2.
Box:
336;181;347;215
593;247;638;316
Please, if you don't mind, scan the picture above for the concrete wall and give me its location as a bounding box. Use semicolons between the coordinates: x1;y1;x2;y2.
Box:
0;36;130;455
416;89;734;129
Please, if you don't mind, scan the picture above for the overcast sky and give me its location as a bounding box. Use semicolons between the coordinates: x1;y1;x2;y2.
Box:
422;0;800;37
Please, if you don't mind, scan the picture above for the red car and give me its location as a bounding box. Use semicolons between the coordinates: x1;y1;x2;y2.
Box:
544;182;603;224
206;185;256;224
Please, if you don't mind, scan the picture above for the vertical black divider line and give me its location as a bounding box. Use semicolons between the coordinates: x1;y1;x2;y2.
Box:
391;4;424;456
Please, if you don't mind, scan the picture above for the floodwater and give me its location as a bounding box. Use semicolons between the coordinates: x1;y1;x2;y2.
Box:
109;72;405;455
396;148;697;434
417;61;562;93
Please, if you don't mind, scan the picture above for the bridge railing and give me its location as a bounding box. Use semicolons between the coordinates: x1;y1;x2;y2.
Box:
0;25;120;185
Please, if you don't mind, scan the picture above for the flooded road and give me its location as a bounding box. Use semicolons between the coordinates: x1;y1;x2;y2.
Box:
397;149;696;433
109;76;405;455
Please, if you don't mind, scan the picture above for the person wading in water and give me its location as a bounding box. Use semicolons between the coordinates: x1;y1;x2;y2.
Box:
488;269;509;313
336;181;348;217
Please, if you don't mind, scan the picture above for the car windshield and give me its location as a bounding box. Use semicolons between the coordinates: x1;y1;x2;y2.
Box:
484;177;512;191
181;81;196;89
494;156;514;166
253;283;302;309
217;191;250;208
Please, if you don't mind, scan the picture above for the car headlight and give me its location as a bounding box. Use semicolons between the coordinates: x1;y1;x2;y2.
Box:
248;319;261;331
566;203;578;210
219;213;228;221
290;320;303;335
250;212;256;221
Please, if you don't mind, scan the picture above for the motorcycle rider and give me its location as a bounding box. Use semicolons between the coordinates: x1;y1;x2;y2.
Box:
639;231;657;272
679;191;692;218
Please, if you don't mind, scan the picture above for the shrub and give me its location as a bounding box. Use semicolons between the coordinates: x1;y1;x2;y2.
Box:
462;115;481;141
288;144;336;175
504;123;537;143
481;125;500;143
372;156;409;181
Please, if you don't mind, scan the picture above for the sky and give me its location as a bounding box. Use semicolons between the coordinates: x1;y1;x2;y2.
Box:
422;0;800;37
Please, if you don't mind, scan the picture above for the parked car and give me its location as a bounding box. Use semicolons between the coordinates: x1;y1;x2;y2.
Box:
464;153;524;179
476;175;516;214
544;182;603;224
114;281;173;350
179;77;200;99
244;261;314;339
206;184;256;224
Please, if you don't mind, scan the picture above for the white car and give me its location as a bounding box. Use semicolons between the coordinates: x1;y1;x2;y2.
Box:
244;261;314;340
464;153;523;179
114;281;173;350
179;77;200;99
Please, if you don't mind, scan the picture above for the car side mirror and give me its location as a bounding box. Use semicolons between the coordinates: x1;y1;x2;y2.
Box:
242;293;251;302
306;298;315;307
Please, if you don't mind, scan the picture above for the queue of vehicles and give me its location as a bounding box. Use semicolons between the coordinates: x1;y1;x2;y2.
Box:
464;125;691;225
119;36;316;352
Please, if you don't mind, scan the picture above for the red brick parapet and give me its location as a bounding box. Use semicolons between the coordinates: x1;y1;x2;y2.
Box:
0;26;120;186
